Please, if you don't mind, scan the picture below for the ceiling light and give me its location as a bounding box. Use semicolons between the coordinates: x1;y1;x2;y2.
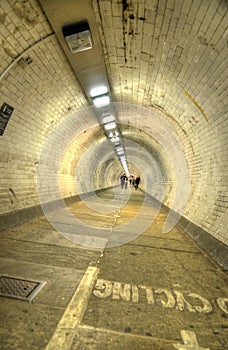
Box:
62;21;92;53
93;94;110;108
116;147;123;152
90;86;108;97
104;122;116;130
109;130;118;138
111;137;119;142
101;111;110;117
103;115;115;124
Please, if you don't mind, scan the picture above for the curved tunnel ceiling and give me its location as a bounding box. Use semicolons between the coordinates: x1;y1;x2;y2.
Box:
0;0;227;245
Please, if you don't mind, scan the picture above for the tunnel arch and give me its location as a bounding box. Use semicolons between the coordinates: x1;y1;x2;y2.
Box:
0;0;227;252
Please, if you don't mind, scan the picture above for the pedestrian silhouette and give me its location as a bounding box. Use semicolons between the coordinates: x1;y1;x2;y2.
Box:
134;175;140;190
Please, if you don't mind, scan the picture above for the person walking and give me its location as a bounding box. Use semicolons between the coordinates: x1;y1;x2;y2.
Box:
120;173;126;189
134;175;141;190
124;176;128;189
129;175;132;185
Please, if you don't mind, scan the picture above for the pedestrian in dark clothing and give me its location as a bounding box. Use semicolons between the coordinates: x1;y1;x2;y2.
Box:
120;174;126;189
124;176;128;189
134;175;141;190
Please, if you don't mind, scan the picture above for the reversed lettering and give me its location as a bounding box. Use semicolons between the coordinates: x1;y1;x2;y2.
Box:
174;291;196;313
155;288;175;308
140;286;154;304
93;279;112;298
112;282;131;301
132;285;139;303
188;293;213;314
92;278;226;315
217;297;228;314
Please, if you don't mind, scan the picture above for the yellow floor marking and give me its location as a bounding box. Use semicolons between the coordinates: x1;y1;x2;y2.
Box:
77;325;210;349
77;324;174;345
173;330;210;350
44;266;99;350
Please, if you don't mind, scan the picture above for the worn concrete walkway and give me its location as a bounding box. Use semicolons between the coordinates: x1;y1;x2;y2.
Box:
0;187;227;350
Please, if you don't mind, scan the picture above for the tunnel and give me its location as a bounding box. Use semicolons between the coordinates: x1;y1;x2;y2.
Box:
0;1;227;349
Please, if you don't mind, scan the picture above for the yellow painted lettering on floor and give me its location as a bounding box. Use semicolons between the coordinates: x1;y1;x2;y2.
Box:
155;288;176;308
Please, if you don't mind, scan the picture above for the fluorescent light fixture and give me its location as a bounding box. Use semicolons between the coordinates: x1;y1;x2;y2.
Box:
109;131;118;138
103;115;115;124
62;22;92;53
93;94;110;108
104;122;116;130
109;131;117;138
101;111;110;117
90;86;108;97
109;130;119;137
110;137;119;142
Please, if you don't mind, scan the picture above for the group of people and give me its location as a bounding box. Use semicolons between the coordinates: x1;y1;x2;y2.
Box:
120;174;141;190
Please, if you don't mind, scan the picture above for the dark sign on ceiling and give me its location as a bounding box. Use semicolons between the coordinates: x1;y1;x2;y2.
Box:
0;102;14;136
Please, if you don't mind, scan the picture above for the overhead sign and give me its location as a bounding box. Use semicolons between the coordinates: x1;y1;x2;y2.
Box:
0;102;14;136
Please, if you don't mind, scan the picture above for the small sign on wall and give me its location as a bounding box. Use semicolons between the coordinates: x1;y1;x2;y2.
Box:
0;102;14;136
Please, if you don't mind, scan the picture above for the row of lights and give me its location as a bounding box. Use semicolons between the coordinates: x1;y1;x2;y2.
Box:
90;85;130;176
62;21;129;176
61;22;129;176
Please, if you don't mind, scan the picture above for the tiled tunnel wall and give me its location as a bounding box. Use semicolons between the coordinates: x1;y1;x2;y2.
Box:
0;0;227;252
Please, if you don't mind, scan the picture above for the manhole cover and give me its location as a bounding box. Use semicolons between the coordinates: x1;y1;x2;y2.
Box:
0;275;46;301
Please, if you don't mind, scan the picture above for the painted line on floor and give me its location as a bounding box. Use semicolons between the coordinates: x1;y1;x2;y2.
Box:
77;325;212;349
44;266;99;350
77;324;175;346
173;330;210;350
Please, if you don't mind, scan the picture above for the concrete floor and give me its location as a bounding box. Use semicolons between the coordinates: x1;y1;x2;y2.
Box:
0;187;227;350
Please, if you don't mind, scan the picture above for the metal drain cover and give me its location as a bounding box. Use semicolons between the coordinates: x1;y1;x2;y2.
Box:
0;275;46;301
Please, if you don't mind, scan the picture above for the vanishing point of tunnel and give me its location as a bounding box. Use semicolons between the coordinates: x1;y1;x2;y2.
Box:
0;1;227;349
